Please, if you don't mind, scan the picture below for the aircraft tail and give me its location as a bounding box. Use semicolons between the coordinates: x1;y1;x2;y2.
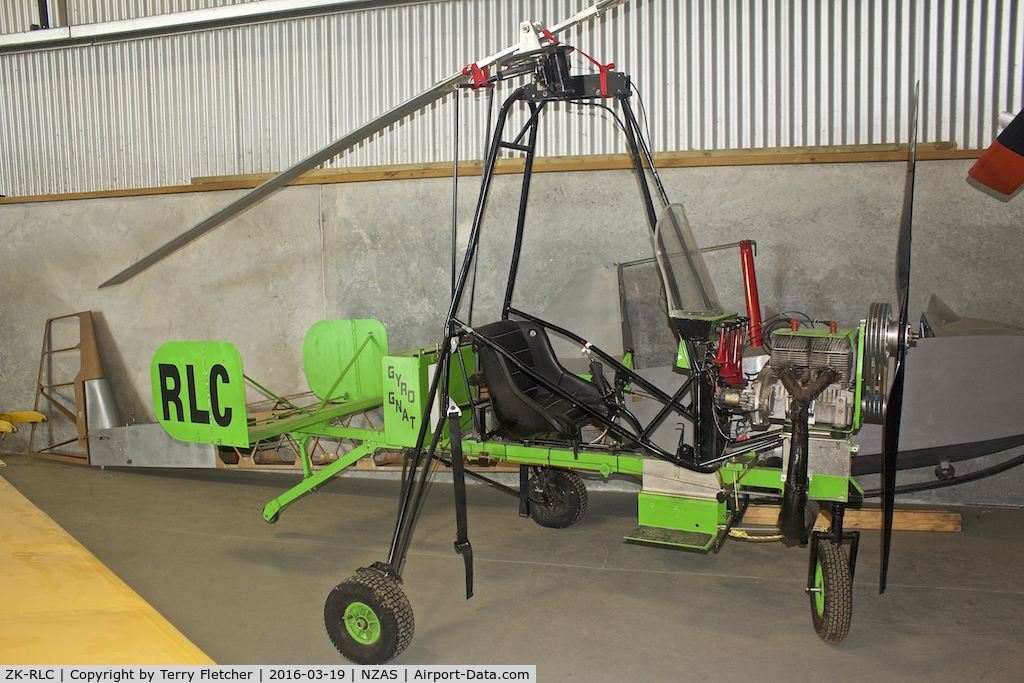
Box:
151;341;249;447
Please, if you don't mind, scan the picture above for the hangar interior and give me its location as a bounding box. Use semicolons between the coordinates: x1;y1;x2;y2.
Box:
2;0;1024;677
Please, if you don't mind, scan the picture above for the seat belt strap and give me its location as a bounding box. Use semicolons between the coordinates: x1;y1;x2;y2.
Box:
447;401;473;599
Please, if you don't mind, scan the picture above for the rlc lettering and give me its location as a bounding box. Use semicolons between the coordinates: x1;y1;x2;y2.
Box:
159;363;184;422
209;363;233;427
186;365;210;424
159;363;232;426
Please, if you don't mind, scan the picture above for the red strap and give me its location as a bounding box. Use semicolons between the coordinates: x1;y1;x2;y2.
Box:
540;30;615;97
461;63;491;90
541;29;559;44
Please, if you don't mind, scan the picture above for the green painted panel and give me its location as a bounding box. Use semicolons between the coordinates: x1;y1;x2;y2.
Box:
624;525;714;550
382;353;428;448
464;439;645;477
726;463;785;493
382;344;476;448
676;340;691;370
853;321;866;430
808;474;852;502
151;341;249;447
637;492;724;536
303;319;388;403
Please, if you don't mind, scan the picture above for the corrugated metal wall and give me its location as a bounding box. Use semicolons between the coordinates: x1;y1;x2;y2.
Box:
66;1;263;26
1;1;39;34
0;0;264;33
2;0;1022;197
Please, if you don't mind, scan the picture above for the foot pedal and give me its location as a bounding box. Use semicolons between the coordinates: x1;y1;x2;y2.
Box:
624;525;715;551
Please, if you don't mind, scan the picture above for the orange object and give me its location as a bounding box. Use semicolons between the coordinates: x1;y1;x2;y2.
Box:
968;109;1024;196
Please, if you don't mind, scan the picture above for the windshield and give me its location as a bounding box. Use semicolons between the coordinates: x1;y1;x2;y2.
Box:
652;204;724;318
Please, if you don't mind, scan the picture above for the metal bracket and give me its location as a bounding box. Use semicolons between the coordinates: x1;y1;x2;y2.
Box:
519;20;547;52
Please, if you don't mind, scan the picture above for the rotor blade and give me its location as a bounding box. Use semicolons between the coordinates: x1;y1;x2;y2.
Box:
98;0;628;289
968;108;1024;197
98;78;463;289
881;81;919;594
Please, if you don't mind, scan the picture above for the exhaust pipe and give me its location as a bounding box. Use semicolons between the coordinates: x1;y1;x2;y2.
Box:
778;367;835;541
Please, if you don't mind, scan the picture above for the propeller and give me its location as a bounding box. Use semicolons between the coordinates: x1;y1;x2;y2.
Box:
97;0;628;289
880;82;919;594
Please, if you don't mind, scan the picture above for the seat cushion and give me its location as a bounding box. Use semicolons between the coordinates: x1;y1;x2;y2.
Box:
474;320;607;440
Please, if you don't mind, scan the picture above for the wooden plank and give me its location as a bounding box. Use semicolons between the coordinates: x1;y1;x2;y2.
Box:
191;143;967;185
742;504;961;532
0;142;979;205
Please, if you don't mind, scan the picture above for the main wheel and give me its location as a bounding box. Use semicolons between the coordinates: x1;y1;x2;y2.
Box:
528;468;588;528
810;539;853;643
324;569;414;664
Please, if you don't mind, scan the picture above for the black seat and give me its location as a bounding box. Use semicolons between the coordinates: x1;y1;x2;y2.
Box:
473;320;609;440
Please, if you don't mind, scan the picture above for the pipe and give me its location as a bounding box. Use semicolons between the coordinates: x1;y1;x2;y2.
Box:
740;240;763;347
778;368;836;541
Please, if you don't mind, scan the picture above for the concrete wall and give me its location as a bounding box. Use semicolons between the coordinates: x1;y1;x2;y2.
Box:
2;158;1022;465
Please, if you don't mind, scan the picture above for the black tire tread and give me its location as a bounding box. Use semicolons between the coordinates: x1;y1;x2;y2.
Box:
324;569;414;664
811;540;853;644
529;469;588;528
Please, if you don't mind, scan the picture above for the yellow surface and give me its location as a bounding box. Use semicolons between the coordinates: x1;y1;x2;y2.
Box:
0;474;215;664
0;411;47;424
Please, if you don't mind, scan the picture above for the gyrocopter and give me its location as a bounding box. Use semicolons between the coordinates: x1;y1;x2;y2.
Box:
99;0;1024;665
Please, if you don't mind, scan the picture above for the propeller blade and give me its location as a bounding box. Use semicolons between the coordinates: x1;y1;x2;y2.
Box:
968;108;1024;197
98;0;629;289
881;82;919;594
880;359;905;593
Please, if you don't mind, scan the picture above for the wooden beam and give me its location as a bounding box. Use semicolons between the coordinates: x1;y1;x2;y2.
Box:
0;142;980;205
742;504;961;532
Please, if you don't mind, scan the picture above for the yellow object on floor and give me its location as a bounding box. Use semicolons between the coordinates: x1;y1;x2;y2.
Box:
0;474;215;664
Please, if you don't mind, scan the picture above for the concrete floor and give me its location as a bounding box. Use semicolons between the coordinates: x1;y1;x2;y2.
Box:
2;453;1023;680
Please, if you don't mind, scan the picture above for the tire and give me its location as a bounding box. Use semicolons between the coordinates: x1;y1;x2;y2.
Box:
810;539;853;643
803;501;821;537
324;569;415;664
528;468;588;528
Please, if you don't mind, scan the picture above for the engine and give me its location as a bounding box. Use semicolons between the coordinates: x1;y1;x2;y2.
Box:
716;326;858;431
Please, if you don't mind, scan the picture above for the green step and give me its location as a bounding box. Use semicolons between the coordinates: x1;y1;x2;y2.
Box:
624;525;715;551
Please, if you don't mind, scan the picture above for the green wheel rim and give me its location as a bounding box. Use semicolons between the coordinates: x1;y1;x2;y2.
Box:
343;601;382;645
814;561;825;617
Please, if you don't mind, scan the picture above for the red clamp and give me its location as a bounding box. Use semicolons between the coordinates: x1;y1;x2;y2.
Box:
541;29;615;97
714;328;744;387
462;62;491;90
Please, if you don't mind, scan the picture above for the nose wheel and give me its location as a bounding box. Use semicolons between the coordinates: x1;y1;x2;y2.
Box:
325;568;415;664
808;538;854;643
